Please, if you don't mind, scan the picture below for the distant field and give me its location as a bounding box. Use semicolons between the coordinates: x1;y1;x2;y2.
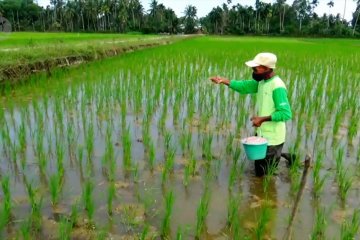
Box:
0;32;157;48
0;32;178;67
0;36;359;239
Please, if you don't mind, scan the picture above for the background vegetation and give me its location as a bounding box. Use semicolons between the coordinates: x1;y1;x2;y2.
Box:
0;0;359;37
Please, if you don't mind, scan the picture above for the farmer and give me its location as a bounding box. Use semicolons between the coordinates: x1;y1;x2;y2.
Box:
210;52;292;177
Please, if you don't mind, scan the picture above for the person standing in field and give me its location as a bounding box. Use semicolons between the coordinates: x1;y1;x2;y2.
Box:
210;52;292;177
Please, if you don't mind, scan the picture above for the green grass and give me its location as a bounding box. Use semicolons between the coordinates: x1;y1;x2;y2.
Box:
161;190;175;238
0;32;159;66
0;32;184;83
0;32;153;47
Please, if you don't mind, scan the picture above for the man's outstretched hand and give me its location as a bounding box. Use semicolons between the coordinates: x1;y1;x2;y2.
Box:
209;76;230;85
251;116;271;127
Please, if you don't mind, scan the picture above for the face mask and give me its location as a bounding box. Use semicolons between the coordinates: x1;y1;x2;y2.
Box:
252;70;273;81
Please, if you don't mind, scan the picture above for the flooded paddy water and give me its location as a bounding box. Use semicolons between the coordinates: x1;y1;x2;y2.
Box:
0;37;359;239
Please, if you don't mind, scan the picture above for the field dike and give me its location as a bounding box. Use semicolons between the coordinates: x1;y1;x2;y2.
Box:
0;37;184;86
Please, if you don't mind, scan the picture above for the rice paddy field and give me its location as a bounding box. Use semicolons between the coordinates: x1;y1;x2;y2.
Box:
0;36;359;239
0;32;174;67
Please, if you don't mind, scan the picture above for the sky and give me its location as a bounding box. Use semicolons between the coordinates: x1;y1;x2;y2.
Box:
36;0;357;21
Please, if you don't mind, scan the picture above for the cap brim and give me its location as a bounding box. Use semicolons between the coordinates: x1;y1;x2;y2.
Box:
245;60;259;68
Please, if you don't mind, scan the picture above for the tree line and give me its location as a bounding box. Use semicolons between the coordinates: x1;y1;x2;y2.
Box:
0;0;359;37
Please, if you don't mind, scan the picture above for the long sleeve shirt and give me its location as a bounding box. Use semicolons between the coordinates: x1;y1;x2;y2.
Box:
229;76;292;145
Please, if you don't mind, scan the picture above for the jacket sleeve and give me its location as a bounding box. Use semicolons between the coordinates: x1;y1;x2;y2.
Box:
271;87;292;122
229;80;259;94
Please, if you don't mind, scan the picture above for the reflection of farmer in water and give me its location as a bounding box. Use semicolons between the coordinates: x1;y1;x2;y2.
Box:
210;53;293;176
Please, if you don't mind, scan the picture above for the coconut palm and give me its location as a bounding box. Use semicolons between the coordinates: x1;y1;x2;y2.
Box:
184;5;197;33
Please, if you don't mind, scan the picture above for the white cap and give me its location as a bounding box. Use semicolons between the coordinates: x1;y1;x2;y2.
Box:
245;52;277;69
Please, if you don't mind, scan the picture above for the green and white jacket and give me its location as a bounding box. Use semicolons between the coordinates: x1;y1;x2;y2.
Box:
229;75;292;146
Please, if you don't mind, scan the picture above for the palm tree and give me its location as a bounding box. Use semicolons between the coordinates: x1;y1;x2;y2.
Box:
326;1;334;29
208;7;223;34
353;0;360;35
293;0;309;32
184;5;197;33
149;0;158;17
276;0;287;32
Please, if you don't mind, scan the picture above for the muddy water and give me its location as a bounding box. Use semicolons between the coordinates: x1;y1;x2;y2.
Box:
0;49;359;239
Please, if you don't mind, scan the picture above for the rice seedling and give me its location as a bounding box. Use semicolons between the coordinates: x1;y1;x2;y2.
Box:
225;133;234;156
337;168;352;202
148;140;156;171
332;108;344;138
179;132;187;155
82;178;95;221
142;117;150;150
347;108;358;144
310;207;327;240
49;173;62;206
158;100;168;132
162;145;176;184
0;124;11;158
161;190;174;238
195;188;211;239
102;126;115;180
18;119;27;153
313;154;327;198
287;151;302;195
56;140;65;178
23;178;43;232
228;162;238;190
183;160;191;187
96;228;108;240
254;205;272;240
9;141;18;168
232;146;241;166
19;218;32;240
263;160;278;194
122;125;132;170
334;148;353;201
108;152;116;183
340;209;360;239
173;91;182;125
335;148;344;175
202;134;213;162
70;201;79;227
164;131;172;152
140;224;149;240
231;212;241;239
0;207;7;233
145;99;154;123
184;131;192;152
105;179;116;217
227;193;241;229
85;120;95;160
189;148;197;177
186;96;195;122
1;176;12;224
77;145;84;165
66;122;76;157
58;216;72;240
176;226;184;240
